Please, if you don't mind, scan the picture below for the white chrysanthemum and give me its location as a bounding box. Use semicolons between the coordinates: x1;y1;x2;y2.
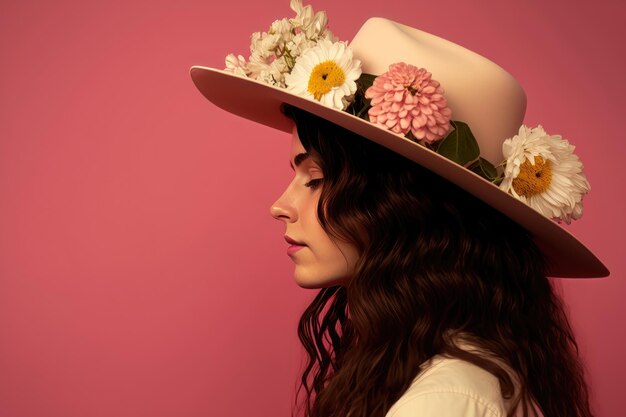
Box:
285;40;361;110
499;125;590;223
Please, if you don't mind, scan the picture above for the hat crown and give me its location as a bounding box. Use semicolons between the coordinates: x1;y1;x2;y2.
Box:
348;18;527;164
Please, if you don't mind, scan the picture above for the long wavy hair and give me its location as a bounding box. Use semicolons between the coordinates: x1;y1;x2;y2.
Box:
282;104;593;417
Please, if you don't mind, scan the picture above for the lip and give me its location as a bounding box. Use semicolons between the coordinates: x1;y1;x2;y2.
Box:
287;244;306;255
285;235;306;256
285;235;306;245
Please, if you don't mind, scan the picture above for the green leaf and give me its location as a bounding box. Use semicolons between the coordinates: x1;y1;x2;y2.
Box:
356;73;377;92
436;121;480;166
349;73;377;121
355;98;372;119
479;157;498;180
468;157;498;181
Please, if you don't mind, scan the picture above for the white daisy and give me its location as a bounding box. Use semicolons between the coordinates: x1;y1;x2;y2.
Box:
285;39;362;110
499;125;590;224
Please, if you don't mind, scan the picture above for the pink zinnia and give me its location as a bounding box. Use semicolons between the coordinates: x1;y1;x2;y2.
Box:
365;62;452;143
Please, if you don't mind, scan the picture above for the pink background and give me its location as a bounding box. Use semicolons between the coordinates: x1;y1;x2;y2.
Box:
1;0;624;416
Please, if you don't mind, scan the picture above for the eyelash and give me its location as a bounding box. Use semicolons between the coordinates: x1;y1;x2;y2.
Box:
304;178;323;189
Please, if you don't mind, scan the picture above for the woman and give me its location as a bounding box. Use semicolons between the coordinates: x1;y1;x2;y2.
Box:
190;2;608;416
273;104;590;417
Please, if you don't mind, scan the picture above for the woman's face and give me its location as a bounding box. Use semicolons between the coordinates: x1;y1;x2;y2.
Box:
270;127;359;289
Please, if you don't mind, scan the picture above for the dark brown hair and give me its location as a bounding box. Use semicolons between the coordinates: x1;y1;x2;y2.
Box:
283;104;593;417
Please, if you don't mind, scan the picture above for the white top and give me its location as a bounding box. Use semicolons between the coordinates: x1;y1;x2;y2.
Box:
384;356;530;417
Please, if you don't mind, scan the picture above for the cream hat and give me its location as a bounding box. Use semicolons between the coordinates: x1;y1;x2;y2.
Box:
190;13;608;278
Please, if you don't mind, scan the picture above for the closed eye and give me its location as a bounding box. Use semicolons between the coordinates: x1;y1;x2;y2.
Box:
304;178;323;190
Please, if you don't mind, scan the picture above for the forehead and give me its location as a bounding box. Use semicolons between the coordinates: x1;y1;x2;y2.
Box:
290;125;306;156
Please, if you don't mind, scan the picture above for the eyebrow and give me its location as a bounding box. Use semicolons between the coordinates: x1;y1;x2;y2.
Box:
290;152;310;169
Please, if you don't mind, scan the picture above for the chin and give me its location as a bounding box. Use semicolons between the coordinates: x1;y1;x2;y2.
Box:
293;269;350;289
294;280;325;289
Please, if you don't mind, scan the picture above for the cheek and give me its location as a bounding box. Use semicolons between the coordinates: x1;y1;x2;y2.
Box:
311;218;359;279
302;191;322;222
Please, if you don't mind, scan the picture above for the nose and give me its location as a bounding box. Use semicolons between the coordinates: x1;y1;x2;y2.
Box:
270;191;297;223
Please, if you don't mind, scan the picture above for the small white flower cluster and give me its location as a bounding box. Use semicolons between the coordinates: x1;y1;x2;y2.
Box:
225;0;336;87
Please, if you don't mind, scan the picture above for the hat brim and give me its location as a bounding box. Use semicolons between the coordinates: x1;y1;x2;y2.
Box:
190;65;609;278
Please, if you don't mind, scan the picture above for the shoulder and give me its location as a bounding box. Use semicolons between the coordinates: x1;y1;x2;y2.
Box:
384;357;508;417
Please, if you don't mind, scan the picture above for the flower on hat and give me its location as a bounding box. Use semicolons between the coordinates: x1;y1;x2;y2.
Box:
285;39;362;110
499;125;590;223
289;0;332;40
365;62;452;143
218;0;592;226
225;54;249;77
246;30;288;87
223;0;334;87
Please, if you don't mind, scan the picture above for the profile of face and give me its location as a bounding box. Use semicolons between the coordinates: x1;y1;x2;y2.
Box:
270;127;359;289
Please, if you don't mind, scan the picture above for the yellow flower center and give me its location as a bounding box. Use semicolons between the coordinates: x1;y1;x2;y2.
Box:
307;60;345;101
512;155;553;197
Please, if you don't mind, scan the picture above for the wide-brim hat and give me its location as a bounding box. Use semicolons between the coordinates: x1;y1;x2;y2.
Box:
190;16;608;278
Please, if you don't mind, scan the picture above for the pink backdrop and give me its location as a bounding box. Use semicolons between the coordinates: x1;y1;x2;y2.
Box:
1;0;624;416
